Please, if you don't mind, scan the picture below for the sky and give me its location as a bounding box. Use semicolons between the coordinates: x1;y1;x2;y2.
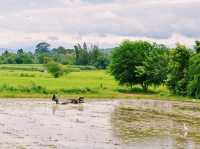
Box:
0;0;199;50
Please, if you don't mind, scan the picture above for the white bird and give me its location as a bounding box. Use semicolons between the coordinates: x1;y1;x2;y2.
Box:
182;123;188;137
183;123;188;132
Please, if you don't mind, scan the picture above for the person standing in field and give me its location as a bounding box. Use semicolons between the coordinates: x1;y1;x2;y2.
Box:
52;94;59;104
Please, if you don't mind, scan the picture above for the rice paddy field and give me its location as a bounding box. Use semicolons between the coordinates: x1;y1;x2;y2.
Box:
0;64;193;101
0;65;199;149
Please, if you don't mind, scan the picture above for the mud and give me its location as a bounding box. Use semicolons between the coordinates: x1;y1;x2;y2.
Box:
0;99;200;149
0;100;132;149
112;100;200;149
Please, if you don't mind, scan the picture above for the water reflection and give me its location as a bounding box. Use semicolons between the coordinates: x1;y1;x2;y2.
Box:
52;104;84;115
112;100;200;149
52;104;58;115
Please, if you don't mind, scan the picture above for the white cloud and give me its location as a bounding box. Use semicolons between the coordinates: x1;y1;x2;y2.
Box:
0;0;199;50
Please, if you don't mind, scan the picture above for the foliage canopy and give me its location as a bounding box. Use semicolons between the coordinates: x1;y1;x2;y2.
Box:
110;40;168;91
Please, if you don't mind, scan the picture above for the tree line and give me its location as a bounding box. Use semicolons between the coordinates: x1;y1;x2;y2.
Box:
110;40;200;99
0;42;110;69
1;40;200;99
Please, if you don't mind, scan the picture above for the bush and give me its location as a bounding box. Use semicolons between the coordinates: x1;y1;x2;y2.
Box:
45;61;64;78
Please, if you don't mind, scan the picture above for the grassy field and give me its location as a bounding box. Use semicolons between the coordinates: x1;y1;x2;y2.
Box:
0;64;195;101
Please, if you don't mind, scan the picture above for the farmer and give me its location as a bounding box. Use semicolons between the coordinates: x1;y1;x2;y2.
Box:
52;94;59;104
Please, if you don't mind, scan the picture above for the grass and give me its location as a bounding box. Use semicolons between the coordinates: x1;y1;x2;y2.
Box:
0;64;45;72
0;68;118;98
0;64;197;101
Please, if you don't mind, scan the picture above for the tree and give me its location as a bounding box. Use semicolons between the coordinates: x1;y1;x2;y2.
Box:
1;50;17;64
45;61;64;78
167;43;191;95
187;53;200;98
51;46;76;65
74;43;89;65
89;45;101;65
136;44;169;91
52;46;74;55
17;49;24;55
35;42;50;54
16;49;34;64
35;42;51;64
110;40;153;90
83;42;88;51
74;45;80;65
53;53;75;65
194;40;200;53
94;53;110;69
36;53;51;64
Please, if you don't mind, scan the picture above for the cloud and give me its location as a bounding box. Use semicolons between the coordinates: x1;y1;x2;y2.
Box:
0;0;199;49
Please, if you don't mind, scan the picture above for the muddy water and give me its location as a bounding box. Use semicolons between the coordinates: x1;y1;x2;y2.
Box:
0;100;132;149
0;100;200;149
112;100;200;149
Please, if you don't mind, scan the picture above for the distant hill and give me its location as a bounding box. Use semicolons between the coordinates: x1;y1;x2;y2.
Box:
0;48;11;54
101;48;113;54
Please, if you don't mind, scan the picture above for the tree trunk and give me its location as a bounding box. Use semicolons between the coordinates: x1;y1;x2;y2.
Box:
141;83;148;92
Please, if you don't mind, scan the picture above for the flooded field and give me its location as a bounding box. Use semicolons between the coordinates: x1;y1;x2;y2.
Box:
112;100;200;149
0;100;131;149
0;99;200;149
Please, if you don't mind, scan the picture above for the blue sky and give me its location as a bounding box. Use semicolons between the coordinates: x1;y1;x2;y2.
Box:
0;0;199;50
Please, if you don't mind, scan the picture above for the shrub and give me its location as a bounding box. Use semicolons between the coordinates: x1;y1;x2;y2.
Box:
45;61;64;78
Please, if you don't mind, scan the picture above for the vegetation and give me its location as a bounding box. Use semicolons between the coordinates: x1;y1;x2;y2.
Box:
167;43;191;96
45;61;64;78
109;40;200;100
110;40;168;91
0;65;185;99
187;53;200;98
0;40;200;100
0;69;118;98
0;42;110;69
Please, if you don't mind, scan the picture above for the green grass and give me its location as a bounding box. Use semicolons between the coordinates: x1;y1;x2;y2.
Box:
0;64;44;72
0;64;197;101
0;69;118;98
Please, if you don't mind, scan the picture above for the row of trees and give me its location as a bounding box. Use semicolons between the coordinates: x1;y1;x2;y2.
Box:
0;42;110;69
110;40;200;99
74;43;109;69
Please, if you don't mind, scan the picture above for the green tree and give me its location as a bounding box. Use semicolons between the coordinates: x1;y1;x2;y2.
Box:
89;45;101;65
35;42;51;64
110;40;153;90
187;53;200;98
136;44;169;91
74;45;80;64
16;49;34;64
167;43;191;95
1;50;17;64
51;46;76;65
74;43;89;65
35;42;50;54
94;53;110;69
36;53;51;64
194;40;200;53
52;46;74;55
45;61;64;78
